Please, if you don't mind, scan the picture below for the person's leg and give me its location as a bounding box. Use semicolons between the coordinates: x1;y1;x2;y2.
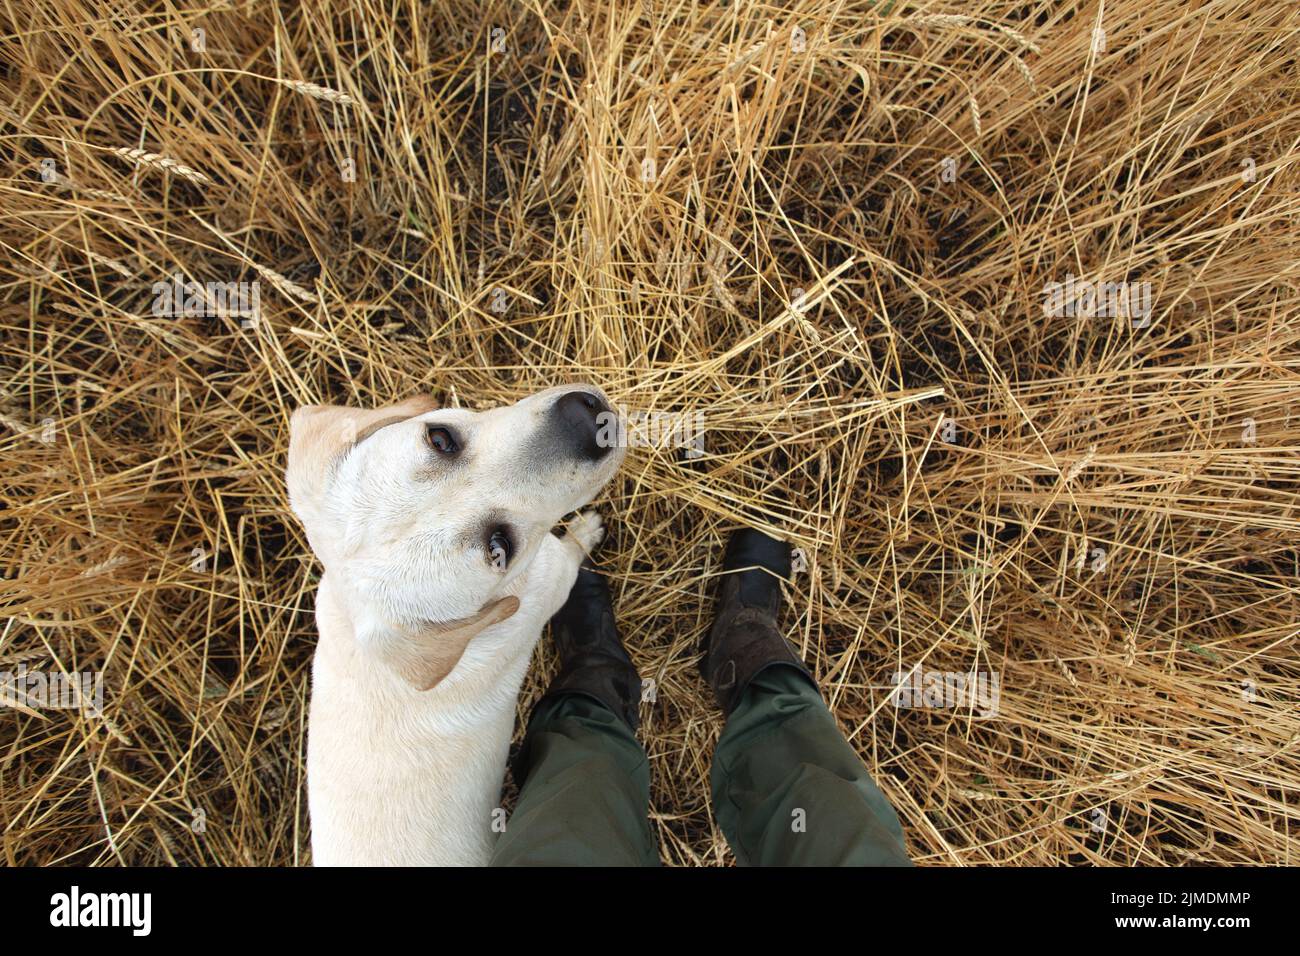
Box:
711;664;910;866
490;562;657;866
490;692;657;866
700;528;912;867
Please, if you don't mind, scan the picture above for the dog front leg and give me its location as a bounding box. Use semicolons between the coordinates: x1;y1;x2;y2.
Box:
533;509;605;620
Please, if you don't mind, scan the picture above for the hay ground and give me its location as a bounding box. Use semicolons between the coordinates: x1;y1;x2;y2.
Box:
2;0;1298;866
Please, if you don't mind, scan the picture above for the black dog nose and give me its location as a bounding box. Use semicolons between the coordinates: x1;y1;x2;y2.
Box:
551;389;613;461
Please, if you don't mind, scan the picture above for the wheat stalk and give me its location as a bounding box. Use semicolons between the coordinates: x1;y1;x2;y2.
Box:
279;79;356;105
111;147;210;185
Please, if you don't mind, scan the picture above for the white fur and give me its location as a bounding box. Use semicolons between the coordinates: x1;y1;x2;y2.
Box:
287;387;622;866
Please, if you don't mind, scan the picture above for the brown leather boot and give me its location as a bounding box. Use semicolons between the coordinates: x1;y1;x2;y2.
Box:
700;528;816;713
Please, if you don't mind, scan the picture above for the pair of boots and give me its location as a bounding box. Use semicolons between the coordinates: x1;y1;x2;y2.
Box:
539;527;813;728
503;525;913;866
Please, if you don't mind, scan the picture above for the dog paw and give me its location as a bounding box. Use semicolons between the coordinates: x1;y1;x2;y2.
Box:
565;509;606;553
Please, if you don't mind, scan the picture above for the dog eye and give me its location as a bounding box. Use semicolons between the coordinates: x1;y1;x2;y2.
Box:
424;425;458;454
487;529;513;571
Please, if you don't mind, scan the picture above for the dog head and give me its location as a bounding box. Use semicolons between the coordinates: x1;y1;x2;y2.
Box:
287;385;625;687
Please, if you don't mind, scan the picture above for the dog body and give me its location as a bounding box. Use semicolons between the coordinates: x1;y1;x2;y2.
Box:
287;387;623;866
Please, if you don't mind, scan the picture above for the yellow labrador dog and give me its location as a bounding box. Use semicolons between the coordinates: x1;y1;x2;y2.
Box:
286;385;625;865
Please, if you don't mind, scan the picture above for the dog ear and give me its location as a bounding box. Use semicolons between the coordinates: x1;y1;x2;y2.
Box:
286;396;438;557
388;596;521;691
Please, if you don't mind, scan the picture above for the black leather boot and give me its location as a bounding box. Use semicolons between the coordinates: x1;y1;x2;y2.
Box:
700;528;816;714
537;561;642;730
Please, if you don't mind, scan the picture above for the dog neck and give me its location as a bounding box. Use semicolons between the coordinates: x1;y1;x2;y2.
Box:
306;571;538;865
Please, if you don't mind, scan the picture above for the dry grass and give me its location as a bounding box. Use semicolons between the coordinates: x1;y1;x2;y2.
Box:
2;0;1298;866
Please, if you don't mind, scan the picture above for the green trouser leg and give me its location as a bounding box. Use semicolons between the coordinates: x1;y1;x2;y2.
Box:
711;665;913;866
489;693;658;866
